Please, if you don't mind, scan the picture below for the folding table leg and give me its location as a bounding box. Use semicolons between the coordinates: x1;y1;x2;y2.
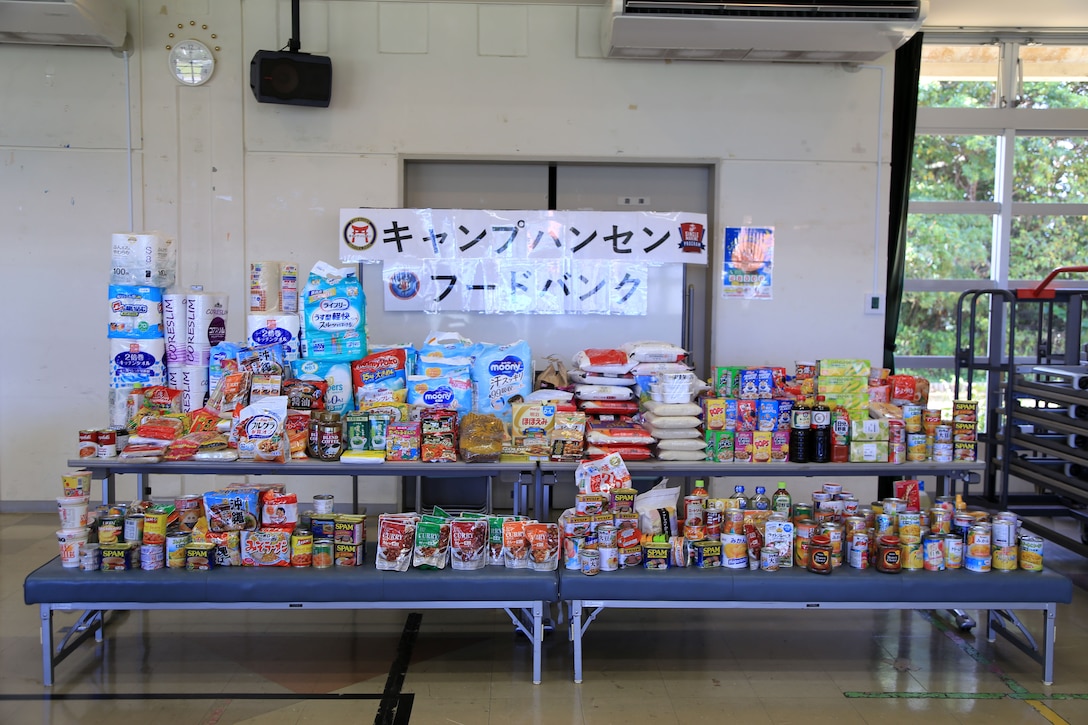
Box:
40;605;54;687
571;600;583;684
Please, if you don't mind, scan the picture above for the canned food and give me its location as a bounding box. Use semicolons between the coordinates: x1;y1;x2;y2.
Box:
310;514;337;540
874;512;896;538
98;515;124;545
967;525;991;559
333;514;367;545
123;513;144;544
704;507;723;540
1019;535;1044;572
79;430;98;458
942;533;963;569
992;545;1018;572
334;542;365;567
932;443;953;463
140;542;165;570
965;551;992;572
882;497;907;514
848;531;870;569
80;543;101;571
291;529;314;567
760;547;780;572
693;540;722;569
906;433;927;461
564;536;585;570
903;404;923;433
934;424;953;443
897;512;921;543
96;428;118;458
992;514;1018;547
174;494;203;532
142;511;168;545
922;534;944;571
596;524;617;548
165;532;191;569
580;548;601;576
793;503;813;523
312;538;334;569
185;542;215;570
599;547;619;572
313;494;335;515
822;482;843;497
900;541;923;570
929;507;951;535
722;532;747;569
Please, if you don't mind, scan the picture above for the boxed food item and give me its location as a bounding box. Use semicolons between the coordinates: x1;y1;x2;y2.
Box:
818;359;872;378
849;441;890;463
764;519;794;567
816;376;870;394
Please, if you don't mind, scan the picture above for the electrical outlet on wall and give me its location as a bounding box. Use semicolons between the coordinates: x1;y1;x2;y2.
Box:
618;196;650;207
864;293;885;315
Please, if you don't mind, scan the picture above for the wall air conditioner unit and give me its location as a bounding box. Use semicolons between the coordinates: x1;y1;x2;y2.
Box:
0;0;126;48
603;0;927;62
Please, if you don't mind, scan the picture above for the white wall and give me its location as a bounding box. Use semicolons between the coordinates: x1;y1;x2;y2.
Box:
0;0;901;507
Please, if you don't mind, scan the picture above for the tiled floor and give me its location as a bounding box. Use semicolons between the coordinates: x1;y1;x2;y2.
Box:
4;511;1088;724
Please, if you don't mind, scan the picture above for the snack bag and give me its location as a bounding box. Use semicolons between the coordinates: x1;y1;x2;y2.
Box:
235;396;289;462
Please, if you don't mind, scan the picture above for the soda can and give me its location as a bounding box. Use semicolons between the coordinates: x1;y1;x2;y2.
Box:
848;530;870;569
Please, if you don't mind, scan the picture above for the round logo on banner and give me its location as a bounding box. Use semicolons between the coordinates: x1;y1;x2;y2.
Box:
388;270;420;300
343;217;377;252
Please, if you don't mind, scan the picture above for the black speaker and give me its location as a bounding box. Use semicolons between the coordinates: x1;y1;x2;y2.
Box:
250;50;332;108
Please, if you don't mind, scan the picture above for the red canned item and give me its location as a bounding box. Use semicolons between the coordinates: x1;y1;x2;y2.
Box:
96;428;118;458
79;430;98;458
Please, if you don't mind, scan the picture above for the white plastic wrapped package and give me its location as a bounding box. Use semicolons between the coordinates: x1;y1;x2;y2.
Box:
108;285;163;339
574;384;634;401
247;314;301;360
110;232;177;288
109;338;166;389
621;340;687;363
472;341;532;423
419;331;476;359
301;261;366;360
290;358;353;415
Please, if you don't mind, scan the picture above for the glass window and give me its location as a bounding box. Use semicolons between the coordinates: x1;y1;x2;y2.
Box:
1009;215;1088;280
1013;136;1088;203
906;214;993;280
919;44;1000;108
1018;45;1088;109
896;291;967;357
911;135;996;202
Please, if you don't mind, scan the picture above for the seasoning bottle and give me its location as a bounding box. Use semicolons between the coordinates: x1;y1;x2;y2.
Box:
807;533;833;574
788;398;812;463
811;396;831;463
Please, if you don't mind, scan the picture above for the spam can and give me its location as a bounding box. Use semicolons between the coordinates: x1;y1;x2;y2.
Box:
1019;534;1044;572
185;542;216;570
693;540;722;569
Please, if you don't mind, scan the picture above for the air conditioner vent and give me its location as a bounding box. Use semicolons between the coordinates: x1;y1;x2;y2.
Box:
622;1;922;21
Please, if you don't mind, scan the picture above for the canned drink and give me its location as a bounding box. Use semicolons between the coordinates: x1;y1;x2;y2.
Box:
942;534;963;569
96;428;118;458
79;430;98;458
313;494;335;515
312;538;334;569
564;536;585;570
1019;534;1044;572
140;542;165;570
123;513;144;544
922;534;944;571
291;529;314;567
165;532;191;569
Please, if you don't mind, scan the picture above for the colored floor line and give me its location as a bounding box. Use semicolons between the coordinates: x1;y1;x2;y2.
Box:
0;692;386;701
844;610;1077;723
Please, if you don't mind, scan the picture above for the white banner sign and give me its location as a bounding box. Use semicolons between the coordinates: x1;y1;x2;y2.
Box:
339;208;709;265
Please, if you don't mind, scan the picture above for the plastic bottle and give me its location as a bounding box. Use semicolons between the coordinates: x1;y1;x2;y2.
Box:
831;402;850;463
771;481;792;516
730;485;749;511
752;486;771;511
812;396;832;463
788;398;812;463
918;480;933;512
693;479;708;497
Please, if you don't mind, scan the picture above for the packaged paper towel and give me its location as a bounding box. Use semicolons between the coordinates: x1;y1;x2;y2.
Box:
108;285;164;338
110;232;177;288
247;314;301;360
109;338;166;388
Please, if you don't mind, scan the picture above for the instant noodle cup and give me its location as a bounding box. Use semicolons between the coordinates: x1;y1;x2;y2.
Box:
56;527;90;568
57;496;89;529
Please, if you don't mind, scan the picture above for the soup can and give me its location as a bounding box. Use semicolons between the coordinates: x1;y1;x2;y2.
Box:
96;428;118;458
1019;535;1044;572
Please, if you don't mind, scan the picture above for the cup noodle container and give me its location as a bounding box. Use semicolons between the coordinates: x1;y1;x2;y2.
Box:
185;292;229;366
57;496;90;529
246;314;301;360
56;528;90;568
179;366;209;412
163;293;186;364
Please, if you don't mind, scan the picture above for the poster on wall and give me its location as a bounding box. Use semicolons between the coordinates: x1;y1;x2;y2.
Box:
722;226;774;300
342;208;705;315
